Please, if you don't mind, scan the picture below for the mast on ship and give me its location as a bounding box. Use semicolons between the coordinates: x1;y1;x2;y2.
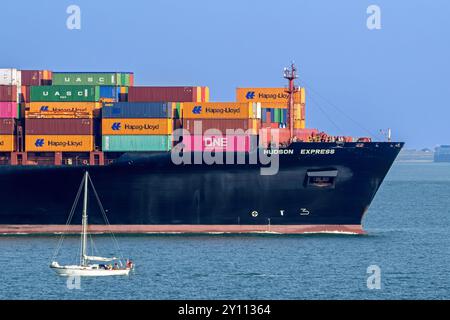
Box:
283;63;299;142
80;171;89;267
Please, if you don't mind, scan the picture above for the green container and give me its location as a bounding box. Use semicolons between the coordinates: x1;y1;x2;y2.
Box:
102;135;173;152
274;109;281;123
30;85;100;102
52;73;131;86
118;73;131;86
174;102;182;119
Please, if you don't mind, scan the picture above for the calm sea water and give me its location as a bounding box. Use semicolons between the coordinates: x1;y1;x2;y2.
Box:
0;162;449;300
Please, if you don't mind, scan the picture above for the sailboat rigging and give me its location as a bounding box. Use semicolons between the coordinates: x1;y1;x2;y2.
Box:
50;171;133;276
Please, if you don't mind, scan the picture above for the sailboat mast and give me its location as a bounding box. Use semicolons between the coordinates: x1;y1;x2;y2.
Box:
81;171;89;266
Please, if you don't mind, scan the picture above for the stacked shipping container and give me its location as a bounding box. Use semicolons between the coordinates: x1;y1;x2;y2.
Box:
102;102;173;152
0;69;21;152
180;102;261;152
2;67;317;157
52;72;134;102
236;87;306;145
25;85;99;152
128;86;209;103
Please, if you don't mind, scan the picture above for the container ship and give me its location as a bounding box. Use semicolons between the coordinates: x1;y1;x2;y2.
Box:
0;65;403;234
434;145;450;162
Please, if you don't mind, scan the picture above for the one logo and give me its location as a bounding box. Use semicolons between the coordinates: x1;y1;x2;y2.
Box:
192;106;202;114
35;139;45;147
40;106;49;111
111;122;121;131
246;91;255;99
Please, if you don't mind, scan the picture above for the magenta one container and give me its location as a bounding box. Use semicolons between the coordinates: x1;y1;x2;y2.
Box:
0;102;18;118
181;134;256;152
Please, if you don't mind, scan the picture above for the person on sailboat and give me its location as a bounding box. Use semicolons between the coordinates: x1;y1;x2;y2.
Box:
126;259;133;269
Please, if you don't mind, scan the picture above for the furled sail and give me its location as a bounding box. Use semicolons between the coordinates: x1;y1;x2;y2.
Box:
83;255;118;262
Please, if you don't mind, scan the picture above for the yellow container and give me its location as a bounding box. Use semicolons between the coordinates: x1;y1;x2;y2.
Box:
26;102;101;114
102;118;173;135
300;88;306;104
294;119;306;129
183;102;260;119
204;87;210;102
294;103;304;120
25;135;94;152
0;135;15;151
236;88;301;103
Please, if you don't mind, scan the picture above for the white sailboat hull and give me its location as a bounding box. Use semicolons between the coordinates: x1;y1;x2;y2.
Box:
51;265;130;277
50;173;133;278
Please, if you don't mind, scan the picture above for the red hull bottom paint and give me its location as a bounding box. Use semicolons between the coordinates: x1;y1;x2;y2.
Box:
0;224;365;235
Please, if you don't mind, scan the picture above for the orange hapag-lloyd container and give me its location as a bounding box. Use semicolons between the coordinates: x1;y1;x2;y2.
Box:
25;135;94;152
0;135;15;151
102;118;173;135
236;88;302;103
183;102;260;119
25;112;94;119
26;102;101;113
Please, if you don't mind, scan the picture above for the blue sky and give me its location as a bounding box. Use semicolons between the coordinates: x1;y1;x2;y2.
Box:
1;0;448;148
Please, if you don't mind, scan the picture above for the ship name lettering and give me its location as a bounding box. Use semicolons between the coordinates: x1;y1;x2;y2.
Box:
300;149;335;155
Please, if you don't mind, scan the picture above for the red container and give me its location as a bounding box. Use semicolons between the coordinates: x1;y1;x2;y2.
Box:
128;86;197;102
25;118;93;135
181;134;256;152
21;70;44;86
182;119;259;135
0;86;17;102
20;85;30;103
0;102;18;118
0;118;15;134
129;74;135;87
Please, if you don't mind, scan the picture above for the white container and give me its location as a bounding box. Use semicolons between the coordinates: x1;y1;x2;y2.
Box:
0;68;21;86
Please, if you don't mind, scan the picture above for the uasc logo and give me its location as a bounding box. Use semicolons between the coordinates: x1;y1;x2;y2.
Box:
42;90;87;97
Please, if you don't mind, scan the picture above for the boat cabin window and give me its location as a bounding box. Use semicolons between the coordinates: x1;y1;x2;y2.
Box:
305;170;338;188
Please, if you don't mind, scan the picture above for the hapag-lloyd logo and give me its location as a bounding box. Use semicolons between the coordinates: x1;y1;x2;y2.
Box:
192;105;241;115
245;91;289;100
40;106;89;112
35;138;83;147
111;122;161;131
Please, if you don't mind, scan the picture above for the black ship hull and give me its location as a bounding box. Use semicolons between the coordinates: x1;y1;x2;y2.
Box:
0;142;403;234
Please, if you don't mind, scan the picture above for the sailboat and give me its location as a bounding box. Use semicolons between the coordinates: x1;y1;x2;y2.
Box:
50;171;133;276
